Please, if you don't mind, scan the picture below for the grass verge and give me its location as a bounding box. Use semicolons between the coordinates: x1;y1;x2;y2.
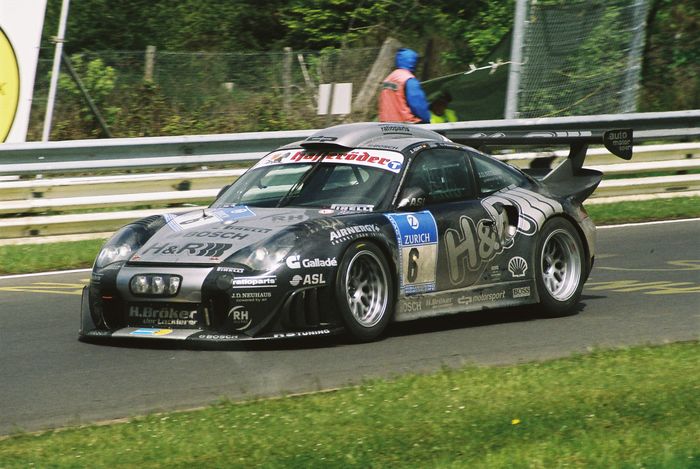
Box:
0;342;698;468
0;197;699;276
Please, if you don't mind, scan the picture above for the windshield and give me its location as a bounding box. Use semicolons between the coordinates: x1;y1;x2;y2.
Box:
212;148;404;210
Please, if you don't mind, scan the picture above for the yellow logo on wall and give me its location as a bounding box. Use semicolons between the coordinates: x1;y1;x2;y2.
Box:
0;27;20;142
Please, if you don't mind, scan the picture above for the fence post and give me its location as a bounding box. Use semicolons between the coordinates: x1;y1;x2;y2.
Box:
145;45;156;81
353;37;402;120
283;46;292;114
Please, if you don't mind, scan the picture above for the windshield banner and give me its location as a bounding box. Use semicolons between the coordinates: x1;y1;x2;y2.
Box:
254;148;404;173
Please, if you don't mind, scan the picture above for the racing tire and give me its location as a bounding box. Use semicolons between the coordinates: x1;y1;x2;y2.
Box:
535;217;586;317
336;241;394;342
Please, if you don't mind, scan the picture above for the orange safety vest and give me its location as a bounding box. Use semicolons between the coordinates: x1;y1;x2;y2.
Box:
378;69;421;123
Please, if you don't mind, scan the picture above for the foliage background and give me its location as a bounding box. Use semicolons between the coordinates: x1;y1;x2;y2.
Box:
28;0;699;140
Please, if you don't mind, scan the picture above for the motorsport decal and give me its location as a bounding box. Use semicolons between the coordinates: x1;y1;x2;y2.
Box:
165;206;256;232
385;211;438;294
253;148;404;174
482;187;562;236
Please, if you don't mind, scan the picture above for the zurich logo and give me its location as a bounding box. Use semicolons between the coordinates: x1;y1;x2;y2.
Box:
406;214;420;229
387;161;402;171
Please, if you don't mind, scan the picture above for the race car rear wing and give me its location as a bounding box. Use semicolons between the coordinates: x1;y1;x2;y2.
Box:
447;128;633;202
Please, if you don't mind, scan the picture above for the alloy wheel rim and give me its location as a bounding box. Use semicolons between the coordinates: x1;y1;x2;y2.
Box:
541;229;582;301
345;250;388;328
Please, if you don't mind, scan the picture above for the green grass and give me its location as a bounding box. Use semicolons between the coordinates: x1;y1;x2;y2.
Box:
0;197;698;275
0;342;697;468
586;196;700;224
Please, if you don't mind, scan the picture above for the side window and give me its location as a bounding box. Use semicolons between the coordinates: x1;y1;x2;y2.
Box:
471;152;526;196
402;148;474;204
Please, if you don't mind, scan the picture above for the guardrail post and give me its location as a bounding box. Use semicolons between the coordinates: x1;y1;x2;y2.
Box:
145;45;156;82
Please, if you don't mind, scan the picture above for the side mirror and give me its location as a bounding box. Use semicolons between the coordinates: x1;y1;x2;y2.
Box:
396;187;427;211
216;184;231;200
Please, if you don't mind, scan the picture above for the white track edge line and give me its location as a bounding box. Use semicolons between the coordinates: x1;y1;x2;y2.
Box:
598;217;700;229
0;268;91;281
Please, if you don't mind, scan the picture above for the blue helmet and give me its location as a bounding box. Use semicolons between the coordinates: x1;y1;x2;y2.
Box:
395;48;419;72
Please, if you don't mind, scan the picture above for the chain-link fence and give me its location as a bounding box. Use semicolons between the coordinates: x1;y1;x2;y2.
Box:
28;46;384;140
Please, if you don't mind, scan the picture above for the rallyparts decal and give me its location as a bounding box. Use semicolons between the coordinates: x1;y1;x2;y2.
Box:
254;148;404;173
385;211;438;294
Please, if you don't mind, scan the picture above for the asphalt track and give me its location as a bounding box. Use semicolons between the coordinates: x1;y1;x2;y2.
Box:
1;219;698;435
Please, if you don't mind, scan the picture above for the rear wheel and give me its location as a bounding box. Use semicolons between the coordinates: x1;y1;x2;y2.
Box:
535;218;585;316
336;241;394;342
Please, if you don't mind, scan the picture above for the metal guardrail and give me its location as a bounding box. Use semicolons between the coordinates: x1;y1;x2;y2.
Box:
0;110;698;239
1;110;698;174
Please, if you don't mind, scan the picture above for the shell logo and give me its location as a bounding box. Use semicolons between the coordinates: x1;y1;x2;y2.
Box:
0;26;20;142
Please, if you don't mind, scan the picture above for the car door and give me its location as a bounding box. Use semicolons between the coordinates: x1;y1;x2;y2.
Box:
395;146;520;294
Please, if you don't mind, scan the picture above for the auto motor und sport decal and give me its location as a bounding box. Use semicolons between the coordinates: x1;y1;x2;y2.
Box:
253;148;405;173
385;211;438;294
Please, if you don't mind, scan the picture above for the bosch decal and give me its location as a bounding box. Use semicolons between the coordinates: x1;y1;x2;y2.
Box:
385;211;438;294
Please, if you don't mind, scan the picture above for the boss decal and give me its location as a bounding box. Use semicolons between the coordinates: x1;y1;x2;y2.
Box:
385;211;438;294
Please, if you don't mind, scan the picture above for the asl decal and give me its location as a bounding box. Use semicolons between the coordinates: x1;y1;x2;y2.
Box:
385;211;438;294
289;273;326;286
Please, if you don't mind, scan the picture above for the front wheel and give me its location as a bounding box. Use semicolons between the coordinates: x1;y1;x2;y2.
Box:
336;241;394;342
535;218;585;317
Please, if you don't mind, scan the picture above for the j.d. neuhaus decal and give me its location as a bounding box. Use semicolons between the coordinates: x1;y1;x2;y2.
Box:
255;148;404;173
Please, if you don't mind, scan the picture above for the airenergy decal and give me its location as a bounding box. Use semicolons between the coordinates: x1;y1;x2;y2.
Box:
512;286;531;299
508;257;528;278
385;211;438;294
482;187;562;236
142;242;233;258
329;224;381;245
227;305;252;330
129;305;197;326
285;255;337;269
457;290;506;306
230;276;277;288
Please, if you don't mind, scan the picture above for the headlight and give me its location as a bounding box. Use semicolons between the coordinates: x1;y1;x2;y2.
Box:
95;224;150;269
225;231;297;272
